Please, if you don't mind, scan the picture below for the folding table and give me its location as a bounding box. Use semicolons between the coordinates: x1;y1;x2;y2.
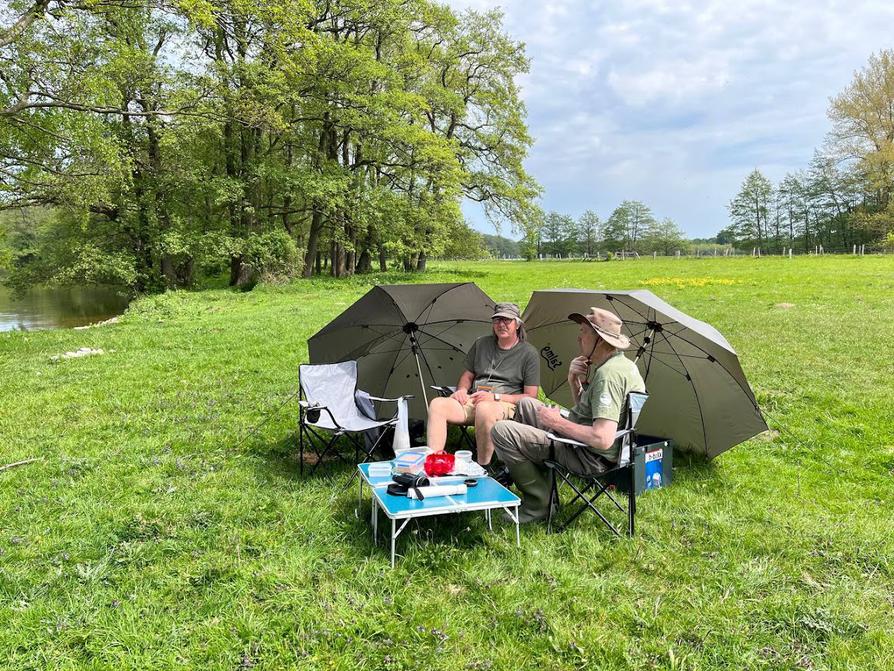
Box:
357;462;521;567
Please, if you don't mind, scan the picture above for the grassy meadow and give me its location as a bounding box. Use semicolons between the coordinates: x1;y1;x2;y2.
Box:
1;256;893;670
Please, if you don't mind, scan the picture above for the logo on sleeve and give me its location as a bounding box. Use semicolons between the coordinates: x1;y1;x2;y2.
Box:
598;393;612;408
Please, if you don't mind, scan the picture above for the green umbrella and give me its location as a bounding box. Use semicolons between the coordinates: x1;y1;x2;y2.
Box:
309;283;496;420
523;289;767;458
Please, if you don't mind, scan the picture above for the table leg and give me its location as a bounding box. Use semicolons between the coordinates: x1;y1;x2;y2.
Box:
486;508;493;532
373;500;379;543
391;518;396;568
515;507;520;547
356;477;363;519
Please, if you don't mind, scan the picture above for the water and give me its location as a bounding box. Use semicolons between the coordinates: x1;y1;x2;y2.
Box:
0;285;131;332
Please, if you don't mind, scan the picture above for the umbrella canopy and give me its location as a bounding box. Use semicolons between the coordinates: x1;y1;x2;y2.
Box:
523;289;767;458
308;283;496;419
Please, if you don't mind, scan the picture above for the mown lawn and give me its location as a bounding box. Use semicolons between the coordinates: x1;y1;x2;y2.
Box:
1;256;893;670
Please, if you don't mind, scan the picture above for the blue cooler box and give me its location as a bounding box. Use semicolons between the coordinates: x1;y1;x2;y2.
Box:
632;437;672;495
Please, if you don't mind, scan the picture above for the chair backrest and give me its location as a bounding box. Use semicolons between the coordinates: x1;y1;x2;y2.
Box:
617;391;649;467
299;361;363;425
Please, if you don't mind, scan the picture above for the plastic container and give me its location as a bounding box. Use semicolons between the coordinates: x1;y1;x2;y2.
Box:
368;462;392;477
454;450;473;472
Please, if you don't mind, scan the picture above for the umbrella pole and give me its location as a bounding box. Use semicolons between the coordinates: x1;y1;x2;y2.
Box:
409;334;429;407
634;329;655;364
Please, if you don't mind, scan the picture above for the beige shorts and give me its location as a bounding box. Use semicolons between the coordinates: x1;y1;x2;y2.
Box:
460;399;517;424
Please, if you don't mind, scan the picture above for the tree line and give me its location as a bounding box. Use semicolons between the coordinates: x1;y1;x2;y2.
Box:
528;201;687;259
0;0;539;291
725;51;894;254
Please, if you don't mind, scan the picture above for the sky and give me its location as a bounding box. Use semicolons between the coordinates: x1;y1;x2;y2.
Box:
447;0;894;239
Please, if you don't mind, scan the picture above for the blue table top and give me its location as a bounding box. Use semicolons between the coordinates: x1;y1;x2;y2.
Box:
358;461;520;519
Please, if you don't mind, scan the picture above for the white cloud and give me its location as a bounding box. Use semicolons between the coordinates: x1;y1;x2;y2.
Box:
446;0;894;236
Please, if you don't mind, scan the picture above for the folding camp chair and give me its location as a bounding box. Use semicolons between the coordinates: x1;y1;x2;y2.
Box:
430;385;478;454
298;362;411;476
544;392;649;536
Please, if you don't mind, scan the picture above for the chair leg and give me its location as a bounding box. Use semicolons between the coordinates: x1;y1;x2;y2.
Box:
299;423;305;477
547;469;558;533
628;474;636;537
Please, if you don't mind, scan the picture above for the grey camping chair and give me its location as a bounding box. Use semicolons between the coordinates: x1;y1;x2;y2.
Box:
544;391;649;536
299;362;412;476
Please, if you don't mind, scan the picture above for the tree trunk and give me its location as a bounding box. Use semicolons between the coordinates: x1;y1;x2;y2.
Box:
357;249;371;273
303;208;325;277
378;245;387;272
416;251;427;271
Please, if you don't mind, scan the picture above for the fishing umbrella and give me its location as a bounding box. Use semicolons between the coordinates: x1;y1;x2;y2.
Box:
523;289;767;459
308;283;496;419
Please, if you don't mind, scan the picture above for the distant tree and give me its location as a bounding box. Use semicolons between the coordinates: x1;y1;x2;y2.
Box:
644;217;686;255
826;49;894;245
577;209;600;256
540;211;576;257
481;233;521;258
728;170;774;250
604;200;655;253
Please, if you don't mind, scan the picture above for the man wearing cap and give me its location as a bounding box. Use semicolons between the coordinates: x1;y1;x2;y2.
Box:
491;307;645;523
426;302;540;470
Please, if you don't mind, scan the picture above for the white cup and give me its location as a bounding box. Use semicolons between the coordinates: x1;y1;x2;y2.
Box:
455;450;473;471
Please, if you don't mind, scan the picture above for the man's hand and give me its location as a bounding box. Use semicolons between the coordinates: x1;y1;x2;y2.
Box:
567;355;589;384
537;404;563;431
450;388;469;405
469;391;494;405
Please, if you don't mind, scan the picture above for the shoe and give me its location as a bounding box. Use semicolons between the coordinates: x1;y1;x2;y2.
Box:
485;462;513;487
504;461;552;524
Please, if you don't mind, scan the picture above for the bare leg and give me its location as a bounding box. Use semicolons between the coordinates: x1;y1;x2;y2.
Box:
426;396;467;451
473;400;508;465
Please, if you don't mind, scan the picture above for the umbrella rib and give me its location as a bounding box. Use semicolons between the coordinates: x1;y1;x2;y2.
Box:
361;345;463;355
336;328;407;362
416;328;466;355
421;318;493;327
659;329;710;452
607;294;652;322
658;329;762;410
412;284;463;323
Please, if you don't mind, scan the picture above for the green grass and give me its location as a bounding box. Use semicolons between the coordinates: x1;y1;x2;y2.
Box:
1;257;893;670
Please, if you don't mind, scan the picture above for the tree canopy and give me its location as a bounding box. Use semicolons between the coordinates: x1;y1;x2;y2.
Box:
726;49;894;253
0;0;539;290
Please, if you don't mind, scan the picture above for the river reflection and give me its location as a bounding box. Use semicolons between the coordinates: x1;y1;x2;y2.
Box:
0;285;131;332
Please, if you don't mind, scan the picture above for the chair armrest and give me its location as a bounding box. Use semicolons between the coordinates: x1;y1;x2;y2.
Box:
430;385;455;396
365;394;415;402
299;400;327;409
546;432;587;448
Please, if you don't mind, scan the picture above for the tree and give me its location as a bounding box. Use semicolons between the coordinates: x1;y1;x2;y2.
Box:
577;209;600;257
644;217;685;255
728;170;774;250
0;1;540;291
540;211;577;257
604;200;655;253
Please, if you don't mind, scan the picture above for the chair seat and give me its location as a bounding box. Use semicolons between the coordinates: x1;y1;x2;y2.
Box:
307;413;394;433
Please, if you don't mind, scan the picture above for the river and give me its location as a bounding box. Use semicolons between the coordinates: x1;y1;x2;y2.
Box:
0;285;131;333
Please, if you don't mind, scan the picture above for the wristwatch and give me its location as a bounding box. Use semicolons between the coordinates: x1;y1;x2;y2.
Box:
494;393;502;402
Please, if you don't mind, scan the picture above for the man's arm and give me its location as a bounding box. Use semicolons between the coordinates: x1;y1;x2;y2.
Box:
537;408;619;452
554;416;618;451
494;385;538;404
450;370;476;405
567;356;589;406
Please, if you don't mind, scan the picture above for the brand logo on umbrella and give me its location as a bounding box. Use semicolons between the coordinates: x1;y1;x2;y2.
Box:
540;345;562;370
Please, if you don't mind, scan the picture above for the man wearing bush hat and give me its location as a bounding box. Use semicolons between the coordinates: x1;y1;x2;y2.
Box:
491;307;645;523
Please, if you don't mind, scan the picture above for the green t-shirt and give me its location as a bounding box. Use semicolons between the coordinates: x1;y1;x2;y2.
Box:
464;335;540;395
567;351;646;462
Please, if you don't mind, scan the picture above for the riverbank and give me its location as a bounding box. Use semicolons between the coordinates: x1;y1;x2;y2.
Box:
1;257;892;669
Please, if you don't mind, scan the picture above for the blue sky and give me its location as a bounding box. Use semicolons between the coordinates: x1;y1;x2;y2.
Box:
448;0;894;239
